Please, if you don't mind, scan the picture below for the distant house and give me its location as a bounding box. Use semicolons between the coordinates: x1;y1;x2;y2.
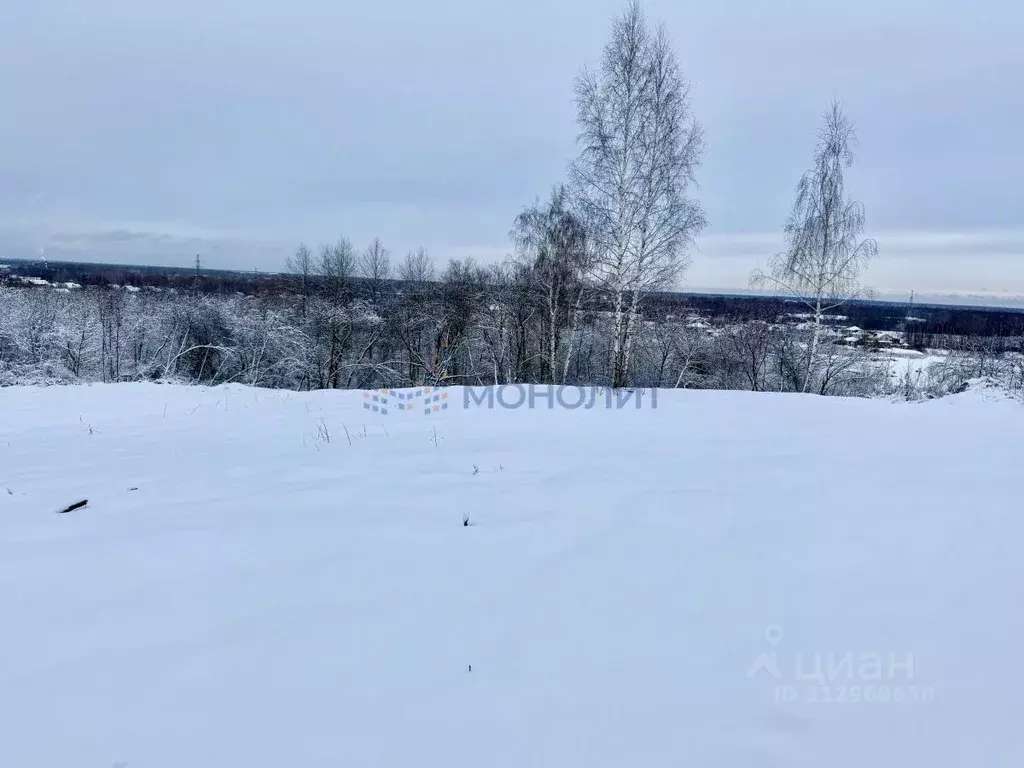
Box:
13;276;51;287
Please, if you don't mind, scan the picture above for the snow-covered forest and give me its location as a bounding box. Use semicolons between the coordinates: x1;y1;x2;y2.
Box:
2;260;1022;400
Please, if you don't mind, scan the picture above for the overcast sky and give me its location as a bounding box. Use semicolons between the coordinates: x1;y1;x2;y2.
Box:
2;0;1021;299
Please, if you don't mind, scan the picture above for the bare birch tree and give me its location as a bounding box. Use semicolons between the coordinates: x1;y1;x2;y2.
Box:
751;100;878;393
398;247;435;287
320;237;357;301
359;237;392;305
392;248;437;384
511;185;589;384
285;243;315;317
318;237;358;387
571;0;706;388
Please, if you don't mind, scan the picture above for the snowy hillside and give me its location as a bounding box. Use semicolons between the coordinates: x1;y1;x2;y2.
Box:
2;383;1022;767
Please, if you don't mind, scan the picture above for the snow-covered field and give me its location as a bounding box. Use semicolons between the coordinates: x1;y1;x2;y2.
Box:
2;383;1022;767
881;348;949;381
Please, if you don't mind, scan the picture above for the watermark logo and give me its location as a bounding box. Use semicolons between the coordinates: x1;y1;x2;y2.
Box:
362;387;449;416
747;625;935;705
362;385;658;416
747;624;785;679
464;385;657;411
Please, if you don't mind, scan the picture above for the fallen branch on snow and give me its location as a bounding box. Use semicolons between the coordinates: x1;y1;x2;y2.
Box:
57;500;88;514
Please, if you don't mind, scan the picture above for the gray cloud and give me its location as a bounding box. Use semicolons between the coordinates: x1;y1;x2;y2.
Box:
1;0;1021;295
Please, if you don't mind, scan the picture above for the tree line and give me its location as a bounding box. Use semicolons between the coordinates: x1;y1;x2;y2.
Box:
3;261;1021;399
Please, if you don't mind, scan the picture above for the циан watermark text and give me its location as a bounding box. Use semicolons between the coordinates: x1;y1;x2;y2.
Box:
747;625;935;705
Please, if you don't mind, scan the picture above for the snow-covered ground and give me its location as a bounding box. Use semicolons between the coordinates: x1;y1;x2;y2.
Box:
879;348;950;381
2;383;1022;767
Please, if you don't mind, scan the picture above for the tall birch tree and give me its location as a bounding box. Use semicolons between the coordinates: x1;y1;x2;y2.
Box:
752;100;878;393
571;0;706;388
